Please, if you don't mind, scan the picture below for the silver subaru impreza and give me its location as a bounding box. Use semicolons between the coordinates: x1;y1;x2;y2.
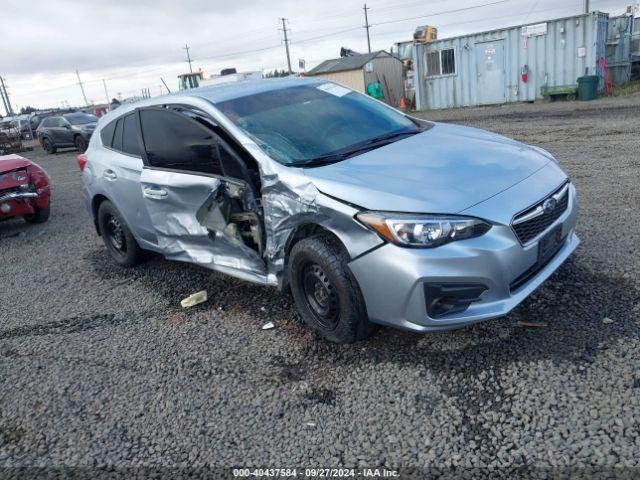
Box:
79;77;579;343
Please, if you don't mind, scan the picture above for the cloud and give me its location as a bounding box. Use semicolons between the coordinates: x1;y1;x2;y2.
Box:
0;0;628;109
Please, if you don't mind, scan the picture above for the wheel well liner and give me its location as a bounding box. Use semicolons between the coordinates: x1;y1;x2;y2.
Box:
281;223;348;290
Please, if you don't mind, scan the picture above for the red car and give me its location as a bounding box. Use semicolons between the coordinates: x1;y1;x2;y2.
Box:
0;154;51;224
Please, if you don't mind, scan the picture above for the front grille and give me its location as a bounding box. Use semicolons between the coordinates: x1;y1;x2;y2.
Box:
512;182;569;244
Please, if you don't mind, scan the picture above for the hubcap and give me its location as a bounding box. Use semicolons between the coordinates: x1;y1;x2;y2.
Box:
106;214;126;253
301;263;339;329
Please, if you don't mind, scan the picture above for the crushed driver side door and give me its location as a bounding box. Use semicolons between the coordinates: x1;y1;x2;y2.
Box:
137;106;267;284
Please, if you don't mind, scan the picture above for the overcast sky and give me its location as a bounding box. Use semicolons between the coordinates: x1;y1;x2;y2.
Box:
0;0;631;111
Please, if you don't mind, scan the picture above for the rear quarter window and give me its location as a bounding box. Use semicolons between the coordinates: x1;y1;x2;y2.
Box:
100;120;116;147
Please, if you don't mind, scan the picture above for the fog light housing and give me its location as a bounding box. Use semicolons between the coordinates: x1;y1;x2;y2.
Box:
424;283;488;318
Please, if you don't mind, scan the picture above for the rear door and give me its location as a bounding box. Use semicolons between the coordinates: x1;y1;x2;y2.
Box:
137;106;266;281
49;118;68;144
97;112;158;246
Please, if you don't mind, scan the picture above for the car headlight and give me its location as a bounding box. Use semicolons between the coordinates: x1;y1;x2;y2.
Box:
356;211;491;248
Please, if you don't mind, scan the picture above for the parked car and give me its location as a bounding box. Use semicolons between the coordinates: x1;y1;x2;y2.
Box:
12;115;36;140
0;154;51;223
37;112;98;154
0;120;23;155
79;78;579;343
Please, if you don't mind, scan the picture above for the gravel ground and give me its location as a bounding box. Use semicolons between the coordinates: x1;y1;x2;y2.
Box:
1;95;639;478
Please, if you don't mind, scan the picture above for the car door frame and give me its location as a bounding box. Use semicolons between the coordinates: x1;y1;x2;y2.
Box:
135;103;268;282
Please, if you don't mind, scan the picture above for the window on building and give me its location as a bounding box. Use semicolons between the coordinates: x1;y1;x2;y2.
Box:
441;48;456;75
425;48;456;77
426;51;441;77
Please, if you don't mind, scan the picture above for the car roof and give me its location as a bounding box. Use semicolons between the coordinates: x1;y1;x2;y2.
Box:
188;76;325;104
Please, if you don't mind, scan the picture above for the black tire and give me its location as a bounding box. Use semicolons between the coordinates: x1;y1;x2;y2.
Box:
42;138;56;154
97;200;143;267
24;203;50;224
74;135;88;153
289;234;375;343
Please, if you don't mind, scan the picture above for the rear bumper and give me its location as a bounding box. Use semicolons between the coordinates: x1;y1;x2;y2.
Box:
348;185;579;332
0;191;44;219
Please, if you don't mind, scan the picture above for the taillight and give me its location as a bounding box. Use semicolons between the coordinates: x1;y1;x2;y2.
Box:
77;154;88;172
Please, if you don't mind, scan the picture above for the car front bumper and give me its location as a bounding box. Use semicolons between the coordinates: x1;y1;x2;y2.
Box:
348;184;579;332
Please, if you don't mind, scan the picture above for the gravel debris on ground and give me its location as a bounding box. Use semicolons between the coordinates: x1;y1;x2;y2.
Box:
0;94;638;477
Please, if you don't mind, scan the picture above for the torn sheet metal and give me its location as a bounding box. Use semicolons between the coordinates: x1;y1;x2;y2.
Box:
140;167;268;284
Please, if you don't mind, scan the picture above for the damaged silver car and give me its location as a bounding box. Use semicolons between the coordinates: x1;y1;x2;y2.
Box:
80;78;579;343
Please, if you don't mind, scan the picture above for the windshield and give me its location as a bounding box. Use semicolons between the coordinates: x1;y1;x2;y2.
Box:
216;83;421;166
65;113;98;125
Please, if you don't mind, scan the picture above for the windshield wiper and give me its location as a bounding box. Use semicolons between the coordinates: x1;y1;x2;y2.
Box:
300;129;421;168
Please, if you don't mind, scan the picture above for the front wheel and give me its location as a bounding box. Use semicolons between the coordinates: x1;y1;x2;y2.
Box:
97;200;143;267
289;235;375;343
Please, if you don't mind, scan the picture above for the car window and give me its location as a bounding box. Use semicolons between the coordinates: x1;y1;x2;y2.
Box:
140;108;222;175
112;118;123;151
122;114;142;157
64;113;98;125
100;120;116;147
216;84;420;166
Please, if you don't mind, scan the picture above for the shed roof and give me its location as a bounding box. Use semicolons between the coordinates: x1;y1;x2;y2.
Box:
307;51;394;75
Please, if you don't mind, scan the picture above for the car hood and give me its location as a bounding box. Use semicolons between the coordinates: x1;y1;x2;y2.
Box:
302;122;553;213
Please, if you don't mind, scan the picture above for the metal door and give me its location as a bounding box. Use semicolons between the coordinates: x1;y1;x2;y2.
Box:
475;40;505;105
139;168;267;283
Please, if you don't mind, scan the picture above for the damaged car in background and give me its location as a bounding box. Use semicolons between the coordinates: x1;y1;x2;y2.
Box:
79;78;579;343
0;154;51;224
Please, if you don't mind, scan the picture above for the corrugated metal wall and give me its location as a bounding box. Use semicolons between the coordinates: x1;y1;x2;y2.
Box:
606;15;634;85
364;56;405;106
313;70;365;93
414;12;608;110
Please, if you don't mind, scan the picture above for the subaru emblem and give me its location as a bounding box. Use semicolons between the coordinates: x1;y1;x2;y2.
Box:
542;198;557;214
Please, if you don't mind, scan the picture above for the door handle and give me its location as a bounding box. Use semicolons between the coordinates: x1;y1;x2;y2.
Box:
103;169;117;180
143;187;168;199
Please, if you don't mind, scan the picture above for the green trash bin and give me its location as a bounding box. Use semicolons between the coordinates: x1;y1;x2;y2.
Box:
577;75;599;101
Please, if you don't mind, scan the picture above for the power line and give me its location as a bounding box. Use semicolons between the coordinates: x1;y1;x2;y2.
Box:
371;0;512;27
184;44;193;73
363;4;372;53
279;18;293;74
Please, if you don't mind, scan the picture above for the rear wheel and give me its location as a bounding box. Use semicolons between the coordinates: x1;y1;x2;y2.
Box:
97;200;143;267
42;138;56;154
74;135;88;153
289;235;375;343
24;204;50;224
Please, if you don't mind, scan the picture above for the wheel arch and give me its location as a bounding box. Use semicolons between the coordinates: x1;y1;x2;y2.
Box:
281;222;349;292
91;194;110;235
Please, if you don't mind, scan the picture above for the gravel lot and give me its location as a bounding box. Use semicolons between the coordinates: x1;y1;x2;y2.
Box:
1;95;639;477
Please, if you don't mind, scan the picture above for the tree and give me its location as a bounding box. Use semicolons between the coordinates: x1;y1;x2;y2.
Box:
20;106;37;114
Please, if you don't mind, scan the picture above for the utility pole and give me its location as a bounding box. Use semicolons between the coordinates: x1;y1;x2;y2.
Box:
583;0;589;13
160;77;172;94
0;76;14;115
279;18;293;74
75;70;89;106
102;79;110;104
363;4;372;53
184;44;193;73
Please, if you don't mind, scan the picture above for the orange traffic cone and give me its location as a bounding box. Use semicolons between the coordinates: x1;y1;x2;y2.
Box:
399;97;407;111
